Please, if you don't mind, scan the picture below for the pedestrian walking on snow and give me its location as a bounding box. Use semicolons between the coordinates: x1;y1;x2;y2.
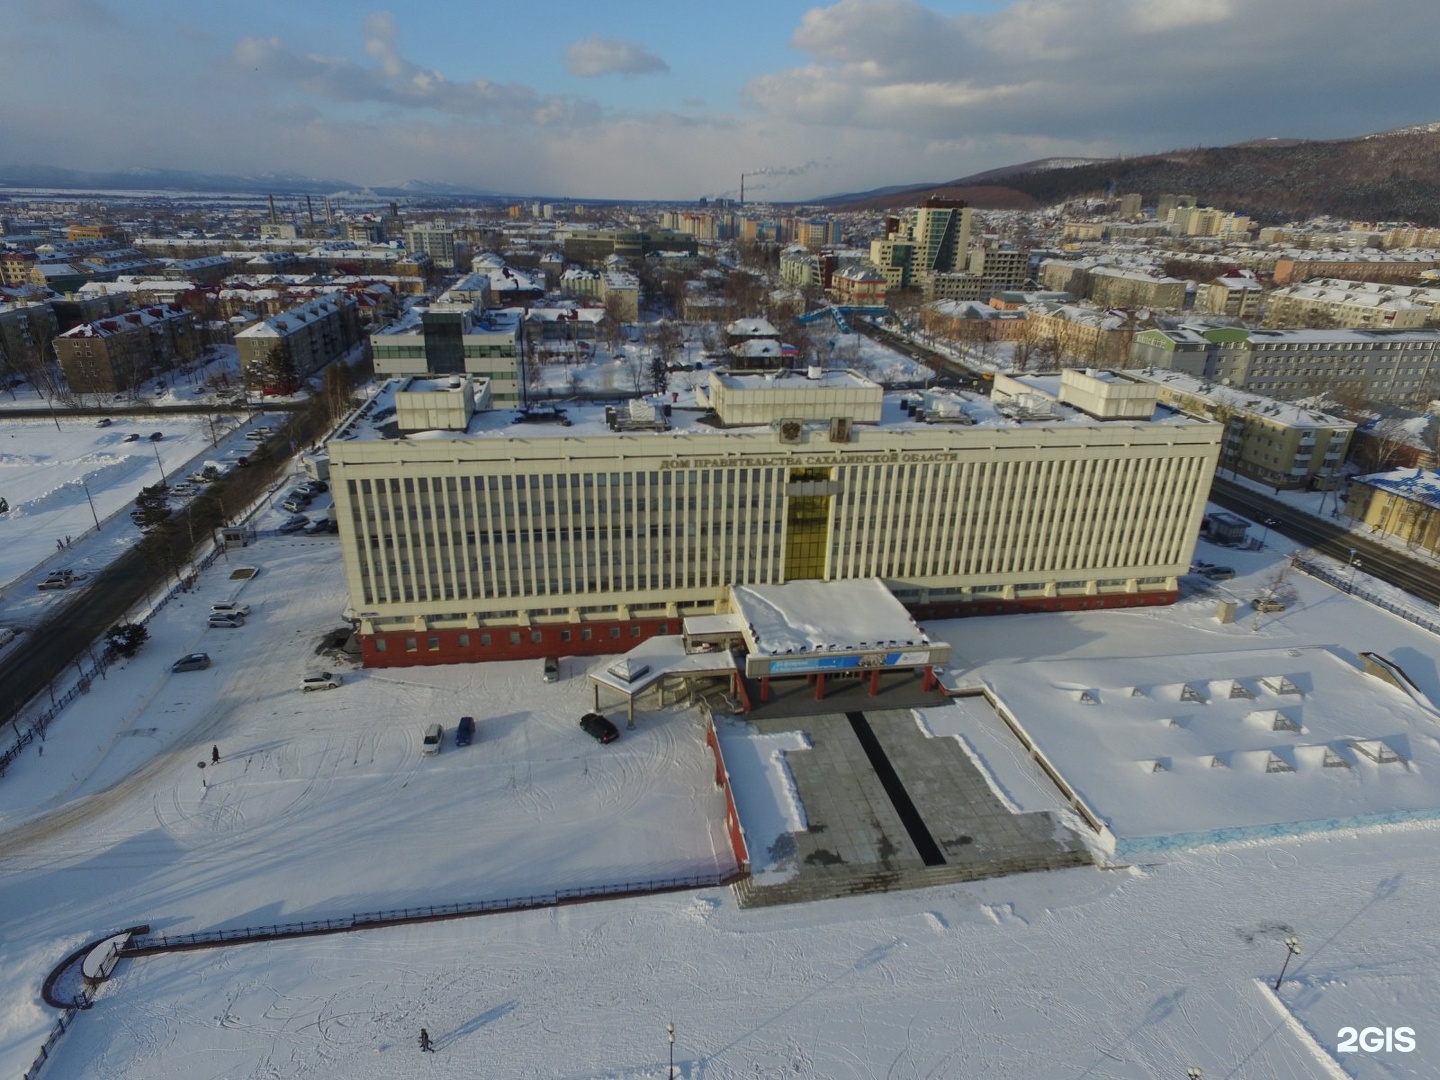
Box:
211;745;220;765
419;1028;434;1052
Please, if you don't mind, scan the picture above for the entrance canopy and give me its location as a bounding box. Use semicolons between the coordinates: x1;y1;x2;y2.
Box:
730;579;950;679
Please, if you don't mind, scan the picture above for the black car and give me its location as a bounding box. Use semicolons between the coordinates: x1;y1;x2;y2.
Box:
455;715;476;746
149;431;164;441
580;712;619;744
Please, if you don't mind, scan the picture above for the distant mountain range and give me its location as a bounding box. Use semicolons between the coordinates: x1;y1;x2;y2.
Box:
0;164;508;201
8;121;1440;224
823;124;1440;225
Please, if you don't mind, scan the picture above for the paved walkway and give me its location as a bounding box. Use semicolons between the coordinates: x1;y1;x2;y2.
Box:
737;704;1092;907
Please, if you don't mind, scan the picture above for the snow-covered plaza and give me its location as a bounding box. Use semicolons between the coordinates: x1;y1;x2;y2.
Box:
0;507;1437;1076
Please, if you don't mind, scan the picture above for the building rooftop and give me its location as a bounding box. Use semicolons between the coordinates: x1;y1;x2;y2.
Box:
338;368;1205;444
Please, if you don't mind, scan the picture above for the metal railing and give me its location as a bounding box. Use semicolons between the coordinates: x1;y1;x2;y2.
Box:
124;874;725;955
21;991;90;1080
1291;554;1440;637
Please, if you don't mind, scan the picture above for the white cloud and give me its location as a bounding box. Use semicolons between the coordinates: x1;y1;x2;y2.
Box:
232;16;602;128
563;34;669;78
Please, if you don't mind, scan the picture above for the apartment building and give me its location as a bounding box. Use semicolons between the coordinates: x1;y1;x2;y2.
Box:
328;368;1220;667
234;294;361;391
1197;272;1263;319
1346;469;1440;553
0;299;59;376
1131;326;1440;406
829;263;887;306
1023;303;1135;366
53;304;197;395
1127;369;1353;489
868;198;972;290
1087;266;1186;309
1264;278;1440;329
403;224;457;270
1272;253;1440;286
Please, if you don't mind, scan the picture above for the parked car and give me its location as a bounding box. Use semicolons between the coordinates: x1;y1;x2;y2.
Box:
1251;597;1287;613
171;652;211;673
422;723;444;755
302;518;333;535
303;480;329;494
301;671;341;691
122;432;141;442
455;715;476;746
210;601;251;617
95;417;112;427
149;431;164;441
543;656;560;682
281;497;309;513
37;570;74;591
234;456;250;467
278;515;309;533
1201;566;1236;581
579;712;619;744
207;613;245;629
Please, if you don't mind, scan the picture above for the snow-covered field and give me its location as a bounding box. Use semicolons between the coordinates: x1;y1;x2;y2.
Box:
2;333;1440;1076
1;516;1439;1076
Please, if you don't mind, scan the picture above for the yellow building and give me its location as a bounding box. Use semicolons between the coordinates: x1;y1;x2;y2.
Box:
329;369;1221;666
1347;469;1440;553
1127;370;1354;490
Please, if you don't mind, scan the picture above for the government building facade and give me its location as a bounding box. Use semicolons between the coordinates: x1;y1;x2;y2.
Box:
330;369;1222;666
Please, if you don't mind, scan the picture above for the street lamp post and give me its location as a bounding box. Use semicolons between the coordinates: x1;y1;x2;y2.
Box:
81;478;101;533
1348;551;1361;594
667;1022;675;1080
1259;518;1277;549
152;440;166;485
1274;936;1301;991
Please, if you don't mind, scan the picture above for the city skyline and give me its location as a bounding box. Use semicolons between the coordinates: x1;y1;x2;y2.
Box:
5;0;1440;201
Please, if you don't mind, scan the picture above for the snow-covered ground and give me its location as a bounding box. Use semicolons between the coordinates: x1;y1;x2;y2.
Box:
2;515;1440;1076
3;332;1440;1076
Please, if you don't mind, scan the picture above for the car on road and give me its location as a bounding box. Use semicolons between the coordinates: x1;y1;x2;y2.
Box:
277;515;309;534
207;613;245;629
1251;597;1287;613
122;432;140;442
95;417;112;427
455;715;476;746
301;671;341;691
171;652;211;673
422;723;444;754
579;712;619;744
149;431;164;441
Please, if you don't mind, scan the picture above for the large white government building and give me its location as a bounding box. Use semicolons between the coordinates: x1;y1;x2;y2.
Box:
329;367;1222;667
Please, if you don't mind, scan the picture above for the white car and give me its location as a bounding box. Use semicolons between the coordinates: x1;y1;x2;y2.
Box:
207;613;245;629
211;601;251;617
301;672;341;691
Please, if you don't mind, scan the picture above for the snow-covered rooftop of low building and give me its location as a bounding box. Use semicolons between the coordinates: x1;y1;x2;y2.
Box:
731;579;931;656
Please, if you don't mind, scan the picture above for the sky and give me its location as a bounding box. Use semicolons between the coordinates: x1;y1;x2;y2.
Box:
5;0;1440;202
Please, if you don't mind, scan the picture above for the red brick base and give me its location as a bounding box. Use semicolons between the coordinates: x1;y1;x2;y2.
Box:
357;590;1179;668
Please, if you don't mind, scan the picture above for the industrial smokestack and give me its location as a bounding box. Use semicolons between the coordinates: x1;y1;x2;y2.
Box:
267;194;277;225
306;195;316;226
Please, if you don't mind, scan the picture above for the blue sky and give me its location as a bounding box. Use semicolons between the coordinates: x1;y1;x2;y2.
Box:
4;0;1440;201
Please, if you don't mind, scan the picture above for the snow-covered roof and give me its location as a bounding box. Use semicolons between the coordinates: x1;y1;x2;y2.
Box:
1353;468;1440;507
732;579;931;656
